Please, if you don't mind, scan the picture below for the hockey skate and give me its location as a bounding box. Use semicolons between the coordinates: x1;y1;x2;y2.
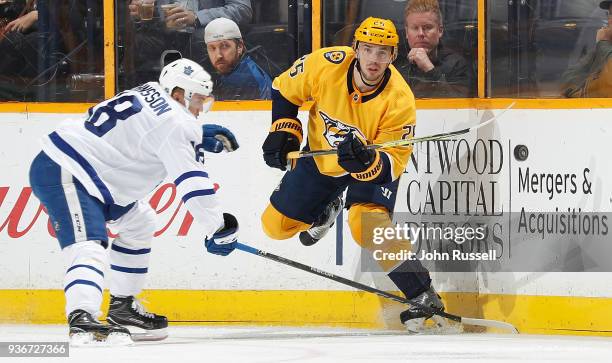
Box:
299;196;344;246
68;309;132;346
400;287;449;334
107;295;168;341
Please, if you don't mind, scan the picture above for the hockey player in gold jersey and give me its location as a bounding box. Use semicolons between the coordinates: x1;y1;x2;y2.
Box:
261;17;444;331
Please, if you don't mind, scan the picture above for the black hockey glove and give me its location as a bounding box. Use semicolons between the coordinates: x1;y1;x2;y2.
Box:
337;133;376;173
262;118;303;171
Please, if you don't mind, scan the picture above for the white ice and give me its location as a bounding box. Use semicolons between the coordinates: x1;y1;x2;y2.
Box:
2;325;612;363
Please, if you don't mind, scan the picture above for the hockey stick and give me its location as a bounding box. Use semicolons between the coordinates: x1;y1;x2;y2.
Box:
287;102;515;160
235;242;519;333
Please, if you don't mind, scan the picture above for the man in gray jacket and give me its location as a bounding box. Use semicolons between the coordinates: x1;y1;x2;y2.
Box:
163;0;252;31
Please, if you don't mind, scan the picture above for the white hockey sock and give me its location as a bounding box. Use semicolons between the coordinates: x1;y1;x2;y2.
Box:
62;241;107;318
108;238;151;297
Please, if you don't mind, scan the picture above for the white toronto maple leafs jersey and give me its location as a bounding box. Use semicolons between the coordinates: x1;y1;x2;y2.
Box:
40;82;223;237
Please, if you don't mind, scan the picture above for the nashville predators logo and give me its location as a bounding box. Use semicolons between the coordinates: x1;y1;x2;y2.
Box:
324;50;346;64
319;111;365;148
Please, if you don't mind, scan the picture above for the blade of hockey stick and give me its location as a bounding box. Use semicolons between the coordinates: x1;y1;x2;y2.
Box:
236;242;518;333
287;102;515;159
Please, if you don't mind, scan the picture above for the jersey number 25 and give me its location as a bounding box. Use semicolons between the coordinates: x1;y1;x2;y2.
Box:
289;56;307;78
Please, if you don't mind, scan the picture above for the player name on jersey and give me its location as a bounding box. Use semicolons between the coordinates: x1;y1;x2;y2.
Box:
133;84;172;116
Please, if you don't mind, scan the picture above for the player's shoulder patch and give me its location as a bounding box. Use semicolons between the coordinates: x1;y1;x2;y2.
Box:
323;50;346;64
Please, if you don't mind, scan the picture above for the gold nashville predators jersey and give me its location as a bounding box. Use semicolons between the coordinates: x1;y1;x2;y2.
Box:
272;46;416;179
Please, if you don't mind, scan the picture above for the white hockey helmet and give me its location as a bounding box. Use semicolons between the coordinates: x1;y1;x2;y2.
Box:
159;58;213;102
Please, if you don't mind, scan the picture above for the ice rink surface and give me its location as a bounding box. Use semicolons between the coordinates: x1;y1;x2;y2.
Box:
2;325;612;363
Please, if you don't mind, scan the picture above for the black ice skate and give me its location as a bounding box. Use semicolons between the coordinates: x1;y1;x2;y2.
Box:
107;295;168;341
299;196;344;246
400;287;446;333
68;309;132;346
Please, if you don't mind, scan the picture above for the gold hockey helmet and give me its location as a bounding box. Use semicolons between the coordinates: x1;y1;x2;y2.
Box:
353;17;399;56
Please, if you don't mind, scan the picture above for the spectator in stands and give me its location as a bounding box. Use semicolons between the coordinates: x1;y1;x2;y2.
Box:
0;0;39;99
1;1;106;102
164;0;251;31
204;17;271;100
1;0;35;35
128;0;252;31
394;0;473;98
126;0;252;86
561;0;612;98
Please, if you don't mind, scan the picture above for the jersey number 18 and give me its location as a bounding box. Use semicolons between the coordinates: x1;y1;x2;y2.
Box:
85;95;143;137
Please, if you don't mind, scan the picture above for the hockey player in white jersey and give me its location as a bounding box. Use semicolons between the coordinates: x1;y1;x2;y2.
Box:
28;58;240;346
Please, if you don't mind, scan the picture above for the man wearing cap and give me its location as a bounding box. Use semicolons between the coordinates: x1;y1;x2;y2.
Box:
562;0;612;97
204;17;272;100
126;1;253;87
